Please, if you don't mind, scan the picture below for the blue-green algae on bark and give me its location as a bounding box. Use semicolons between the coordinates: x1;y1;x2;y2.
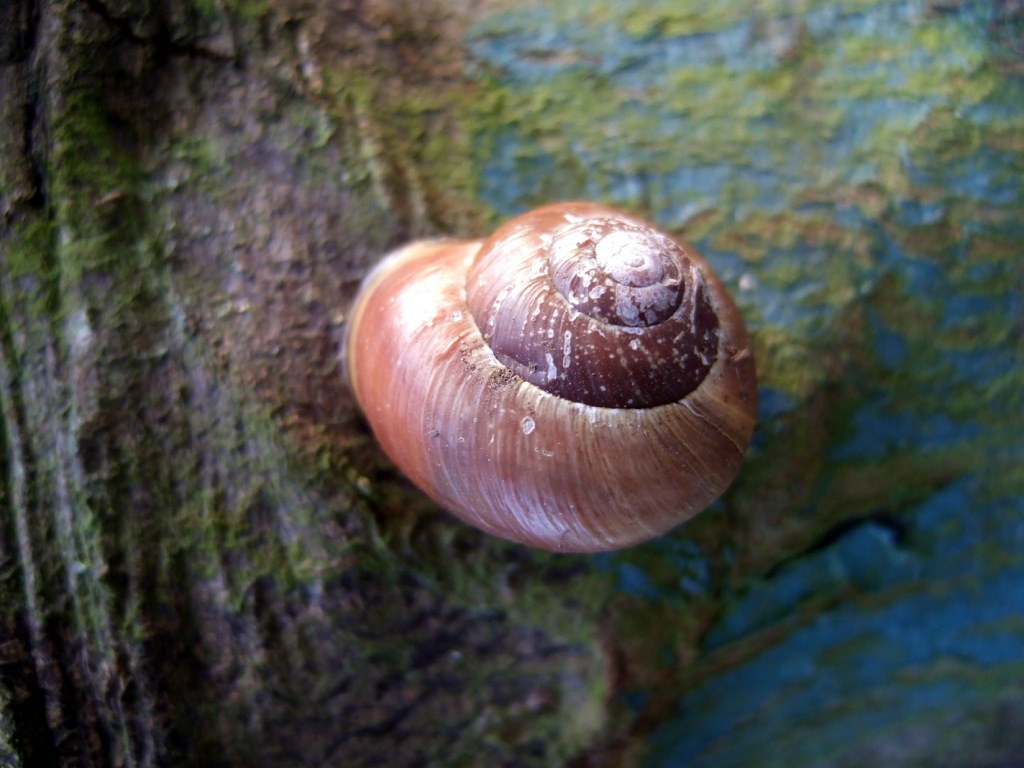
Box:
464;0;1024;764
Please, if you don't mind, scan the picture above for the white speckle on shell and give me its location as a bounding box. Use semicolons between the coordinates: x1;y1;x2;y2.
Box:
595;229;663;283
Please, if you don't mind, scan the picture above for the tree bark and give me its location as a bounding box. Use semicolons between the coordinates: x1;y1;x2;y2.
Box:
3;1;1023;767
1;2;605;766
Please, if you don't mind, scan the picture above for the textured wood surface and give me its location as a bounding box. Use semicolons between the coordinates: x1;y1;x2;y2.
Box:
1;0;1022;766
468;2;1024;764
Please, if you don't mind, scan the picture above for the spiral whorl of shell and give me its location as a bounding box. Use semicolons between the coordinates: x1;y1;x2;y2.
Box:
466;203;719;408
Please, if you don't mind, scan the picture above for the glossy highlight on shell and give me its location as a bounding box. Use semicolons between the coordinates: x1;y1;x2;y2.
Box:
346;202;757;552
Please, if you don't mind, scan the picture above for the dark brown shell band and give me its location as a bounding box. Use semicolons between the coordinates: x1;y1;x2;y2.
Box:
466;203;719;409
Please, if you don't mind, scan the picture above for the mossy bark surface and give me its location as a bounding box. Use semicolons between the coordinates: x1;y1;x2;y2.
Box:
2;0;1023;767
1;2;605;766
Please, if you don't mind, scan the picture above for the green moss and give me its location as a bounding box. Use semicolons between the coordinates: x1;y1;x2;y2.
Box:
4;217;55;281
311;16;498;237
220;0;269;22
3;217;58;319
168;135;225;186
614;0;893;38
50;92;150;293
665;65;797;124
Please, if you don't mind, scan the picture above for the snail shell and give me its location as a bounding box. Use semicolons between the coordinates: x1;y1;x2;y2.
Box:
346;202;757;552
